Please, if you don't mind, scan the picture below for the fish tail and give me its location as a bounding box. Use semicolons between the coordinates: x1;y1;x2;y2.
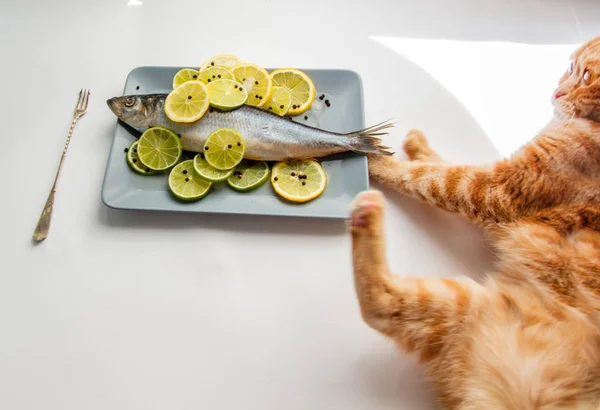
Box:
347;119;395;156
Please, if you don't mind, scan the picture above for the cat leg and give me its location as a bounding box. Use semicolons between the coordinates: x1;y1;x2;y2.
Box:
367;150;505;224
350;190;486;363
369;145;600;226
403;129;444;163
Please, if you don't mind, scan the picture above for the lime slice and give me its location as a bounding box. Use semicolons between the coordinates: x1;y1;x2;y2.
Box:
198;66;234;84
165;81;210;123
227;160;270;192
168;160;212;201
137;127;182;171
200;54;245;72
193;153;235;182
173;68;200;89
264;86;292;116
203;128;246;170
126;140;156;175
206;79;248;110
270;69;316;116
231;64;273;107
271;159;327;203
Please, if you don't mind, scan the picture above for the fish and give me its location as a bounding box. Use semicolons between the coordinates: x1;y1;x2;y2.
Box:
107;94;394;161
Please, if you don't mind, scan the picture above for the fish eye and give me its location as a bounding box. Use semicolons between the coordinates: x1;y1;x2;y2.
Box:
124;97;136;107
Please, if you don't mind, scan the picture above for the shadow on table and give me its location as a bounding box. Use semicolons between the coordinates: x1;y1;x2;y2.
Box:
371;181;495;281
97;205;347;238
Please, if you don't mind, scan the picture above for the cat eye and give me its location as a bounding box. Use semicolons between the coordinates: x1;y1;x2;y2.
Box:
583;69;597;84
569;61;574;73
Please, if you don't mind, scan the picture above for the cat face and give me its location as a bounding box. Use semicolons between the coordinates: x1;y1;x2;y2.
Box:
553;36;600;121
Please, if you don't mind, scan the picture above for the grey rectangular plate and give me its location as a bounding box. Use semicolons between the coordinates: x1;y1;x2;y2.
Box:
101;66;369;219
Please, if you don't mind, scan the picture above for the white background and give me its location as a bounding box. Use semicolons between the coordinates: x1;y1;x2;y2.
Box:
2;1;599;409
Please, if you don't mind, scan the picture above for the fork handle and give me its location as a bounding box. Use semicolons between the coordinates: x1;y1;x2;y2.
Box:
32;186;57;241
32;116;79;241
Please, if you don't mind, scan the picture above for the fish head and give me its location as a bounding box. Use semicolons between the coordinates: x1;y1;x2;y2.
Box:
106;94;164;129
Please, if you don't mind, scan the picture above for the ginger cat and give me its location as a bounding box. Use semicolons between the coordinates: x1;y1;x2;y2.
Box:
350;36;600;409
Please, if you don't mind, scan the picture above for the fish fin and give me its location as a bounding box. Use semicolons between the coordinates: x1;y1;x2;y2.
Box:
348;119;396;156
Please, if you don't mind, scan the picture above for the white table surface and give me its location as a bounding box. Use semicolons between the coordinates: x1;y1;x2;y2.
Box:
2;1;599;409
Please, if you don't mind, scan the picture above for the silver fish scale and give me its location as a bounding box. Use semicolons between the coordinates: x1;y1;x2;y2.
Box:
151;105;352;161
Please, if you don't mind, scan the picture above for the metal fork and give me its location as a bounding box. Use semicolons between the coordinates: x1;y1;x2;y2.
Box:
33;89;90;242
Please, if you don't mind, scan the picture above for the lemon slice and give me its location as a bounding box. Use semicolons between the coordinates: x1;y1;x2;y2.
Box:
270;69;316;116
203;128;245;170
126;140;156;175
198;66;234;84
264;86;292;116
193;153;234;182
271;159;326;203
227;160;270;192
165;81;210;123
206;79;248;110
172;68;199;89
168;160;212;201
200;54;245;72
137;127;182;171
231;64;273;107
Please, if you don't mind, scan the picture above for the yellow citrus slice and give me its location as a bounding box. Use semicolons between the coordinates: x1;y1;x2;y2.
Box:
270;69;316;116
206;79;248;110
231;64;273;107
200;54;245;72
197;66;234;84
164;81;209;123
264;86;292;116
271;159;326;203
172;68;199;89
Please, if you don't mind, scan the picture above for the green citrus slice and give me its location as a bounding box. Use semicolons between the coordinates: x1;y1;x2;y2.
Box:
137;127;182;171
227;160;270;192
126;140;156;175
203;128;246;170
206;79;248;110
193;153;235;182
168;160;212;201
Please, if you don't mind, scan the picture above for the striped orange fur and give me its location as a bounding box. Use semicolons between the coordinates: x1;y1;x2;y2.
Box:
350;36;600;409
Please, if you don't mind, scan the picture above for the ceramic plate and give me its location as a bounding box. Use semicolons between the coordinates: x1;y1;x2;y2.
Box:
101;66;369;219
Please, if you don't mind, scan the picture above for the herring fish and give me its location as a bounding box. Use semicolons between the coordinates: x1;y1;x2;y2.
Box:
107;94;394;161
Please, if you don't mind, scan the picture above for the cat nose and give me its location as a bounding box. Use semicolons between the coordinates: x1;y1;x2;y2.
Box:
554;90;566;99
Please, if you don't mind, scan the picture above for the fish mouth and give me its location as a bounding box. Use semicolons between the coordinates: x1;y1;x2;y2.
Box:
106;97;121;116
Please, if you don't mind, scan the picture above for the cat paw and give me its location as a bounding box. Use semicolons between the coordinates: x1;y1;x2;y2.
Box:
403;129;440;162
349;190;385;227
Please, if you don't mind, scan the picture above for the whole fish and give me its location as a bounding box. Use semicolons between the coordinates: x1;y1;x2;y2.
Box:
107;94;394;161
